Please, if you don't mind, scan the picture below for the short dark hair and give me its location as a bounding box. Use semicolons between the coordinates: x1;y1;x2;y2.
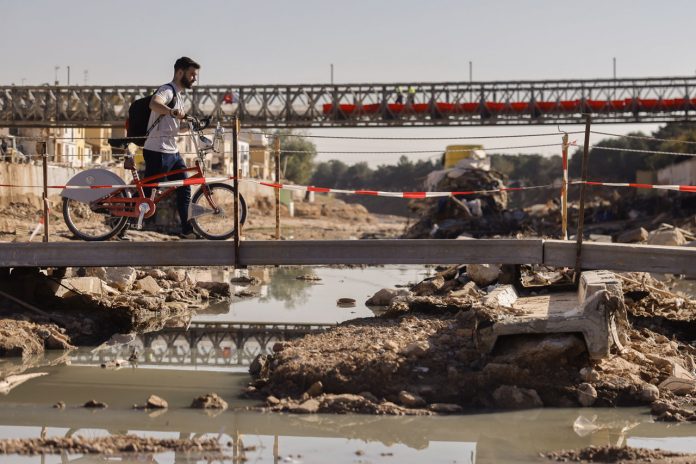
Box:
174;57;200;71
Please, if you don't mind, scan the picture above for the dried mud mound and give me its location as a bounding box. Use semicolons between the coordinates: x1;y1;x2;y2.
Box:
249;266;696;417
547;445;694;463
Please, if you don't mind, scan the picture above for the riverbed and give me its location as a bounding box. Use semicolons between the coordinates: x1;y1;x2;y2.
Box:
0;266;695;463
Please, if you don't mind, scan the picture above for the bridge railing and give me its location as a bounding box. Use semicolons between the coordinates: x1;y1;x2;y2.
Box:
3;76;696;127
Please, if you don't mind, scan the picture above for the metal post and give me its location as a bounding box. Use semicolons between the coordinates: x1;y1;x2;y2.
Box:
38;141;49;242
561;132;569;240
274;136;281;240
574;114;592;281
232;116;240;268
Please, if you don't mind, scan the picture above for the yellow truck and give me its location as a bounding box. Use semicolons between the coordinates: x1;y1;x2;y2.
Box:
442;144;486;168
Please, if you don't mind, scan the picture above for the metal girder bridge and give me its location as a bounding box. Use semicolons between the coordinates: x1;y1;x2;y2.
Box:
3;76;696;128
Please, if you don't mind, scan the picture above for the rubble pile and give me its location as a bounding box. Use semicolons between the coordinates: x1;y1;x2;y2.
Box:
0;266;232;350
403;169;510;238
248;265;696;418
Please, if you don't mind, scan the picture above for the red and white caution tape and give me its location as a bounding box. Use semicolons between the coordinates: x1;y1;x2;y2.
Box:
585;181;696;192
2;177;696;196
249;180;555;198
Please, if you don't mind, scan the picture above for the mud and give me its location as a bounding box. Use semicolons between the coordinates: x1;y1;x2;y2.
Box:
0;435;222;456
248;266;696;417
546;445;695;463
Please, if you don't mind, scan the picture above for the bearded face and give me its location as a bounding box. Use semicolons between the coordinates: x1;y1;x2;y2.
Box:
180;67;198;89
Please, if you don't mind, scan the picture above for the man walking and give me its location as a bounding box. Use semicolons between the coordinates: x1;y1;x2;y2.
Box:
144;56;199;238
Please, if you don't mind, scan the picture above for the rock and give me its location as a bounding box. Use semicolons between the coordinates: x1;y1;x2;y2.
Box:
230;275;260;285
492;385;543;410
296;274;321;281
383;340;399;351
658;376;696;395
648;228;686;246
359;391;379;403
617;227;648;243
148;269;167;280
266;395;280;406
134;276;161;295
450;281;481;298
191;393;228;410
429;403;463;414
293;398;320;414
579;367;601;383
306;381;323;397
53;401;65;409
466;264;501;287
53;277;105;298
99;267;137;291
249;354;269;377
196;281;231;297
639;383;660;403
337;298;356;307
83;400;108;409
166;269;186;282
366;288;398;306
411;276;445;296
577;383;598;407
146;395;168;409
398;391;426;408
272;342;289;353
401;341;430;358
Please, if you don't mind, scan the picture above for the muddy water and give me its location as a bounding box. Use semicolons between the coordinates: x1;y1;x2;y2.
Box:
0;266;695;463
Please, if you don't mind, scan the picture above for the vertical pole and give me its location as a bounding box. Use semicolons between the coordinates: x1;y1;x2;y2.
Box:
232;116;240;268
561;132;569;240
274;136;281;240
39;141;49;242
574;114;592;281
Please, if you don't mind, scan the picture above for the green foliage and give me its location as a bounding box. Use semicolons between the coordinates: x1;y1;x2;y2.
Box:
310;155;438;191
274;129;317;185
569;122;696;181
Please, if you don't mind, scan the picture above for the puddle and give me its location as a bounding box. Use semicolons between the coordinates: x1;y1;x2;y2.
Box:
0;266;694;463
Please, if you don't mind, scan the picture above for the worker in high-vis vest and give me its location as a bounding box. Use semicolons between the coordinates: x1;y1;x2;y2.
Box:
407;85;416;105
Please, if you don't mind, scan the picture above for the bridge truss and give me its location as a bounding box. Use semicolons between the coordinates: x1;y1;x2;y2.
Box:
3;77;696;128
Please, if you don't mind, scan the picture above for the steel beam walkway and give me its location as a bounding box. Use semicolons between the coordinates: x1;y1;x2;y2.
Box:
3;76;696;128
0;239;693;275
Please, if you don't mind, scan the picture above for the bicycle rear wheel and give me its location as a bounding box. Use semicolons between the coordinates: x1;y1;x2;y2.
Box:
190;183;246;240
62;190;131;241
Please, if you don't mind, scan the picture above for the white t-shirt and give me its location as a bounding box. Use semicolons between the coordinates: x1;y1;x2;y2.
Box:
143;82;184;154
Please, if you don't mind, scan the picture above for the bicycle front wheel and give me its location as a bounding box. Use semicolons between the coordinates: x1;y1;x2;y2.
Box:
62;191;130;241
190;183;246;240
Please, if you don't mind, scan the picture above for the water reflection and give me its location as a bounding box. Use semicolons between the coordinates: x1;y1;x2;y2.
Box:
1;405;695;463
256;267;314;309
71;322;333;369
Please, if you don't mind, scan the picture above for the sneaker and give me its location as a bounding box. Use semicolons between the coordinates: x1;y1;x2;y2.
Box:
178;231;198;240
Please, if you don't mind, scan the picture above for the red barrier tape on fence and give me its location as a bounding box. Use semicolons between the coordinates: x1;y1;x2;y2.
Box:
1;178;696;197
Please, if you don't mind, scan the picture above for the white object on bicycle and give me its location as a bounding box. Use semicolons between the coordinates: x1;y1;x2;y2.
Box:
61;169;126;203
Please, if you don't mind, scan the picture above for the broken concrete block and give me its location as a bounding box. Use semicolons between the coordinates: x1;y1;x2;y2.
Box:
478;271;625;361
492;385;543;409
617;227;648;243
466;264;501;287
134;276;161;295
648;228;686;246
53;277;105;298
366;288;399;306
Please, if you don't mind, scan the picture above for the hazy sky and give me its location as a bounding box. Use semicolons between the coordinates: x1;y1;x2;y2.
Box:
2;0;694;166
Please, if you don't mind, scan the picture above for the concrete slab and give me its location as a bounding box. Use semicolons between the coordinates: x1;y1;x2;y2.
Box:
478;271;623;360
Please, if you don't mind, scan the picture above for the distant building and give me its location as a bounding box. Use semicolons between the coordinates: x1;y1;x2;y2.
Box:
656;158;696;186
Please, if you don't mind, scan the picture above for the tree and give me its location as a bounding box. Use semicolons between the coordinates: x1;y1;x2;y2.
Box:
274;129;317;185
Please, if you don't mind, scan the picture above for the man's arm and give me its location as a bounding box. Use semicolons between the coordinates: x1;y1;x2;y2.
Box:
149;95;185;119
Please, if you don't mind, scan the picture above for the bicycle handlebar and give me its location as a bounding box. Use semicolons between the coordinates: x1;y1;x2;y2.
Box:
185;115;211;132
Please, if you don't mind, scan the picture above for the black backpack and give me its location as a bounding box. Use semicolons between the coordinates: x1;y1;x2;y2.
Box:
126;83;177;147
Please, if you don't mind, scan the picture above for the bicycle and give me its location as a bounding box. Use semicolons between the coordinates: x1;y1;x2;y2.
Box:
61;116;247;241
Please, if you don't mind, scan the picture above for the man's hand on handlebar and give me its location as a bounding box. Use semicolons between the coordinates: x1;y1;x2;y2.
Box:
170;108;186;120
